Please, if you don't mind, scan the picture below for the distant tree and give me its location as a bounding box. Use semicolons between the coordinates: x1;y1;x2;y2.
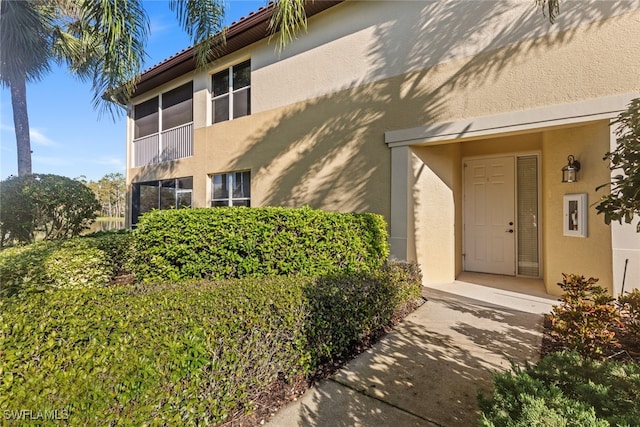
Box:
0;174;100;246
596;99;640;231
87;173;125;218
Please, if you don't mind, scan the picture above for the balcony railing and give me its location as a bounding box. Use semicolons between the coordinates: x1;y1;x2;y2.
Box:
133;122;193;167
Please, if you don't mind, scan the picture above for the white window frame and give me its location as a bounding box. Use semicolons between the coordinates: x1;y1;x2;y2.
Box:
210;171;251;207
211;60;251;124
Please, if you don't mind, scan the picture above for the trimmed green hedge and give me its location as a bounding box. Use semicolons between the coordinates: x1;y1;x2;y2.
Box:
0;230;134;297
0;265;422;425
479;351;640;426
132;207;389;282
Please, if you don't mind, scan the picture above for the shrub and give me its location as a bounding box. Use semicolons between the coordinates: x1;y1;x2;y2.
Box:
479;351;640;426
42;241;112;290
596;98;640;232
81;230;135;277
132;207;389;282
381;259;423;317
0;265;421;425
303;260;423;365
618;288;640;337
0;174;100;246
0;230;134;297
548;274;620;358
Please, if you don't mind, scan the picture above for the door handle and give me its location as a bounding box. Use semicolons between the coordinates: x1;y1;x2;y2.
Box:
508;222;514;226
506;229;514;233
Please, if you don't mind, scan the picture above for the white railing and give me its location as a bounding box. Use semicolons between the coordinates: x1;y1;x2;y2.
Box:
133;133;160;167
161;122;193;162
133;122;193;167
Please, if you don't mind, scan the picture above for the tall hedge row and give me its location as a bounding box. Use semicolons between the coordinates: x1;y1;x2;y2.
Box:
0;267;422;425
132;207;389;282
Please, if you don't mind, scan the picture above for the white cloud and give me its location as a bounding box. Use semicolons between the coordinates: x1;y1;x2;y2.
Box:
0;123;57;146
30;128;56;146
149;16;173;38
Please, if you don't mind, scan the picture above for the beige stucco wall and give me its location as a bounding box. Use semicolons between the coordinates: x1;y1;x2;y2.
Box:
410;144;461;283
541;121;614;294
398;122;615;294
126;2;639;292
252;0;640;114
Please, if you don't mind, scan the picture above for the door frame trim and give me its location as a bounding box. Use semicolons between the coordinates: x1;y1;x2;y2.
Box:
462;151;542;278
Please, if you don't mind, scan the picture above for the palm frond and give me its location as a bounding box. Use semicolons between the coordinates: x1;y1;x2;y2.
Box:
169;0;225;69
536;0;560;24
78;0;149;117
0;0;53;86
50;21;102;80
269;0;307;52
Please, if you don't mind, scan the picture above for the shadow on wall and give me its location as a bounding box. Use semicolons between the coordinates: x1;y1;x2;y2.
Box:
225;1;624;216
284;287;545;426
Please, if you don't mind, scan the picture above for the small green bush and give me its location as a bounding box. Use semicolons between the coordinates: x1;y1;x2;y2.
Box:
81;230;135;277
0;174;100;246
479;351;640;426
304;272;396;364
618;288;640;337
132;207;389;282
0;265;421;425
548;274;620;358
381;259;423;315
43;241;112;290
0;230;134;297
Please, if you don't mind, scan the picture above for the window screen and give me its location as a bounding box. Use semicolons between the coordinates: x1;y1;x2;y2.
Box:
162;82;193;130
134;97;159;139
517;156;539;277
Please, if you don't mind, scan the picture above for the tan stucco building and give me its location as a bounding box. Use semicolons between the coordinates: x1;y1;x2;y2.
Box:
125;0;640;295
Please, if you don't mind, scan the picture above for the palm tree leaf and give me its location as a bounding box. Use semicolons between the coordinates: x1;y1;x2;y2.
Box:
269;0;307;52
536;0;560;23
0;0;53;86
169;0;226;68
79;0;149;117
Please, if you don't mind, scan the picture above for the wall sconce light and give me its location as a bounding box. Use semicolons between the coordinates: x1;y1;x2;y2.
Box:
561;155;581;183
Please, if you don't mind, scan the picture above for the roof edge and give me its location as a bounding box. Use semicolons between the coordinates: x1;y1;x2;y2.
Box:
129;0;342;100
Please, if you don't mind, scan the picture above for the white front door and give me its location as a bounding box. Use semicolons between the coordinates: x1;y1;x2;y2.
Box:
464;156;516;275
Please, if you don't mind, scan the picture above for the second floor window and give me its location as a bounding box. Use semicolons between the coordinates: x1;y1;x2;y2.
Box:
212;60;251;124
134;97;159;139
134;81;193;138
132;82;194;167
162;82;193;131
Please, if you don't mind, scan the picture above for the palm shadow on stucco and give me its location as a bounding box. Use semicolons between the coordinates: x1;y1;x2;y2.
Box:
290;287;547;426
226;1;626;217
238;2;626;424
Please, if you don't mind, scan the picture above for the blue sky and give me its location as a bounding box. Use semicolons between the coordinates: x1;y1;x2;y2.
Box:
0;0;265;181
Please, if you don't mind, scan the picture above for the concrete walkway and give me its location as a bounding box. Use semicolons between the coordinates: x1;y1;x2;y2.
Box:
267;278;558;426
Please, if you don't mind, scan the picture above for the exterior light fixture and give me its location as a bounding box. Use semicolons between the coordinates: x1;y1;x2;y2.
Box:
561;155;581;183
